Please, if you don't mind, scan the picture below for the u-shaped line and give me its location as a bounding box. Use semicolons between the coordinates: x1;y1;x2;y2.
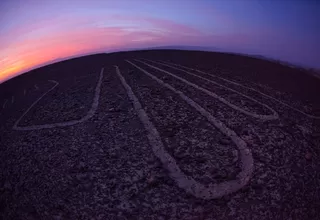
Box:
149;59;320;120
13;68;104;131
120;62;254;199
135;59;278;121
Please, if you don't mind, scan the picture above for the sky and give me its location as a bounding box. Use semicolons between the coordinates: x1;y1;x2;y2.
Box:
0;0;319;83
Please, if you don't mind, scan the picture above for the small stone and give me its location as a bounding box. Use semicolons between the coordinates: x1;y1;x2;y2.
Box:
305;152;312;160
164;127;176;137
213;171;227;179
251;183;263;191
109;108;121;112
4;181;12;190
146;174;156;185
257;179;264;185
196;157;207;163
53;214;63;220
311;133;320;138
76;173;87;180
110;152;117;158
175;153;185;159
83;183;91;189
232;150;238;163
219;138;230;145
78;161;85;168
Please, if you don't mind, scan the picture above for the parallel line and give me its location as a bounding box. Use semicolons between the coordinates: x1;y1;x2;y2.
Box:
136;59;278;120
151;59;320;119
122;61;253;199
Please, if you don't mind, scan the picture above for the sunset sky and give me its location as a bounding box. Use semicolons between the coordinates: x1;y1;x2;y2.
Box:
1;0;319;83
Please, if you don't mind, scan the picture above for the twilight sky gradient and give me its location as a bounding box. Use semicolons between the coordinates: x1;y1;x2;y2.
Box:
1;0;320;83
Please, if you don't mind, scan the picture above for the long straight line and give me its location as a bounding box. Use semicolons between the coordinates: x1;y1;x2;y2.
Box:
140;58;280;119
149;59;320;119
2;99;8;109
135;59;278;121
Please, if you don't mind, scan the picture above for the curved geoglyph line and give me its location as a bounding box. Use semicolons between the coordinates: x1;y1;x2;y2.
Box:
135;59;278;121
150;59;320;120
119;62;254;199
13;68;104;131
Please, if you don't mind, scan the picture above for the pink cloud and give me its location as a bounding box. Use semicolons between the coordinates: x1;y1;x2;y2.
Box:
0;12;208;82
106;15;203;36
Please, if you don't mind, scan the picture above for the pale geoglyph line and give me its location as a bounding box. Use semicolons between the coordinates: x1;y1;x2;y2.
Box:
144;58;275;93
11;96;14;104
135;59;278;121
149;59;320;120
140;59;280;120
120;62;254;199
34;84;39;90
2;99;8;109
13;68;104;131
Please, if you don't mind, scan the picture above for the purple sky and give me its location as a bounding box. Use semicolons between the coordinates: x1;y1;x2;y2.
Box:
1;0;319;82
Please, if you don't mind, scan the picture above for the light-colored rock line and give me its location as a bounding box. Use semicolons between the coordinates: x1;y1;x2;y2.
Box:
13;68;104;131
11;96;14;104
150;59;320;119
135;59;278;121
2;99;8;109
34;84;39;90
120;62;253;199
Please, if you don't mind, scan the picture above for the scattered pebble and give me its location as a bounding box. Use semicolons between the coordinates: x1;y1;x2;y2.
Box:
219;138;230;145
146;174;156;185
232;150;238;163
305;152;312;160
4;181;12;190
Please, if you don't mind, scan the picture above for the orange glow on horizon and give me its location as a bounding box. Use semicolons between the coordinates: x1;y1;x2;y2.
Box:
0;11;210;83
0;43;95;83
0;25;148;83
1;1;319;84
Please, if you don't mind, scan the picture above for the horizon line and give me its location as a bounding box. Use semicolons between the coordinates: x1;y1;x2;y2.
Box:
1;46;319;85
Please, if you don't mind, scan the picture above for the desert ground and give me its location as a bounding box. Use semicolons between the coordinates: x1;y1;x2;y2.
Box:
0;50;320;219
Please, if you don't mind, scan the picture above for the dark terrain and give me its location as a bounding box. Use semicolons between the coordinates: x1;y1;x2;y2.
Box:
1;49;320;219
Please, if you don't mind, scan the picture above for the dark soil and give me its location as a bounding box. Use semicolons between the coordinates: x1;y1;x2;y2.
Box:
1;50;319;220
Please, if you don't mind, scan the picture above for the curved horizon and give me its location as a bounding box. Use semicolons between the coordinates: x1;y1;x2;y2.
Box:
1;0;319;83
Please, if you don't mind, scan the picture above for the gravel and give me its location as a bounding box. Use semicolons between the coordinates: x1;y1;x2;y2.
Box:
0;51;319;219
